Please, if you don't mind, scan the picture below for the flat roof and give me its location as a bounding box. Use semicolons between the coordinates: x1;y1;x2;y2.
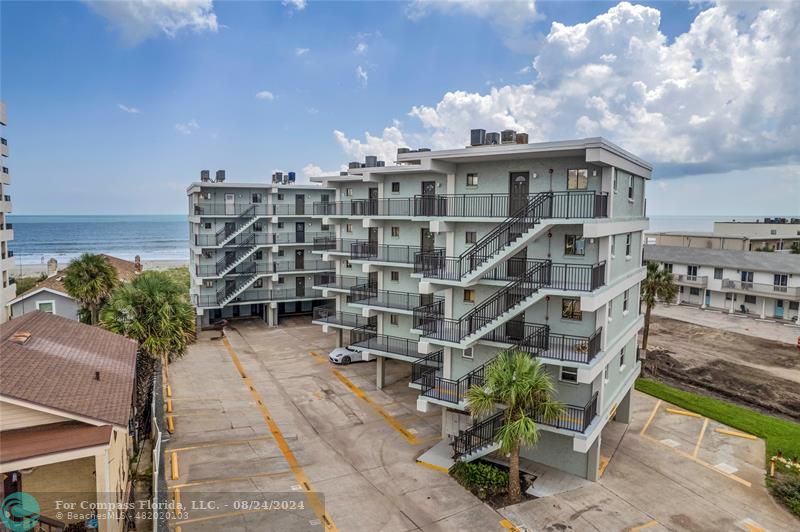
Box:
643;245;800;275
187;182;333;193
0;422;112;464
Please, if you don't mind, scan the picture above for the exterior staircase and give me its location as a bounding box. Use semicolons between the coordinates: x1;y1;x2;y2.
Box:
216;204;266;246
216;266;261;306
215;233;259;276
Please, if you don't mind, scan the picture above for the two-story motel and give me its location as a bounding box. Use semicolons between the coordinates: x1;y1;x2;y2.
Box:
187;171;336;327
310;134;651;481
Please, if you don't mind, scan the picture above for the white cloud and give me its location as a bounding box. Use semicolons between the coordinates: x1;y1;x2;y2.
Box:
355;42;368;54
175;119;199;135
86;0;218;45
255;90;275;101
340;1;800;179
407;0;541;52
117;103;140;114
282;0;306;11
333;125;408;165
355;65;368;87
302;163;346;179
295;47;310;56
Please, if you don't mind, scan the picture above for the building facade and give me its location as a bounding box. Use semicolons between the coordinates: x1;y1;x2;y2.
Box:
188;172;336;327
1;101;15;323
644;245;800;322
647;218;800;252
311;135;651;481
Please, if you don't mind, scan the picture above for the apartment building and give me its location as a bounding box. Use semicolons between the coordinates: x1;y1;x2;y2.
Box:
0;101;15;323
187;171;336;327
647;217;800;251
311;134;651;481
644;244;800;322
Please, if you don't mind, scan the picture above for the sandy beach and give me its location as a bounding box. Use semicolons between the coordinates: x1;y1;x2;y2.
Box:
10;259;189;278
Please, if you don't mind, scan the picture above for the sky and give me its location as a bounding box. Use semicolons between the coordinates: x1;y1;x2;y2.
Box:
1;0;798;216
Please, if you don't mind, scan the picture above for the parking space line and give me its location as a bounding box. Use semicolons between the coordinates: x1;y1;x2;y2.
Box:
598;455;610;476
167;435;275;453
499;518;523;531
415;460;450;474
665;407;703;418
310;351;420;445
171;470;292;489
223;338;337;531
628;520;658;531
715;428;758;440
640;399;662;436
693;418;709;458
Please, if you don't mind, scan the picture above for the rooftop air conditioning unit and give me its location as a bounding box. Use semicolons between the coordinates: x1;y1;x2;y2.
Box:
377;161;385;167
215;170;226;182
287;171;296;183
515;132;529;144
365;155;378;168
501;130;516;144
397;147;411;155
348;161;361;169
470;129;486;146
200;170;210;182
486;132;500;145
339;171;349;176
418;147;431;152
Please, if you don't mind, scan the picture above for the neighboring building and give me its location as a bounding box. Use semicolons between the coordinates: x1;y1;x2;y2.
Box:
647;217;800;252
311;134;651;481
187;171;336;327
1;101;14;323
0;311;137;532
644;244;800;321
8;254;141;320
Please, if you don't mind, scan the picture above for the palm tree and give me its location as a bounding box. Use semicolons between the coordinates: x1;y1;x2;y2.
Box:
465;351;564;503
63;253;119;324
640;261;678;354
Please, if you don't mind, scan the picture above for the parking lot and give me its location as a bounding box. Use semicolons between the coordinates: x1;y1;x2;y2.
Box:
164;318;798;531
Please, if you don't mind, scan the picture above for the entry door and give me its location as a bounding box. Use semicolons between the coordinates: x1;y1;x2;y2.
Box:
296;277;306;298
776;300;785;318
507;248;527;278
295;249;305;269
368;271;378;289
295;222;305;243
368;188;379;216
420;228;435;253
704;290;711;307
508;172;530;215
368;227;379;254
420;181;437;216
295;194;305;215
224;193;235;215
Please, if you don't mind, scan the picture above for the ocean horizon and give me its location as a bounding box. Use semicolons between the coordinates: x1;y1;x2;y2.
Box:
5;213;781;267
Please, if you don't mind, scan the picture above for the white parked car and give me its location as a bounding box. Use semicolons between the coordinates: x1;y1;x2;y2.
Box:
328;346;362;365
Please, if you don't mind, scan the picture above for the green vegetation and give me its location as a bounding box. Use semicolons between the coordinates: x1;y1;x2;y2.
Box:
640;262;678;352
11;273;47;294
635;378;800;461
791;241;800;254
451;461;509;498
160;266;190;297
63;253;119;324
767;475;800;516
466;351;563;503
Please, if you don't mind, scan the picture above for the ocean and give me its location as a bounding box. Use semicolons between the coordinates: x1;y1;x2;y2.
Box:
5;214;761;267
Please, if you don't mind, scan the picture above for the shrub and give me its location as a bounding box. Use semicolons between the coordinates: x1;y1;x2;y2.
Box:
768;473;800;517
451;461;508;497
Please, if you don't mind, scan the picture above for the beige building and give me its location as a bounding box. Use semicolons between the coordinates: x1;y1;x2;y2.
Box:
0;311;138;532
647;217;800;252
0;101;14;323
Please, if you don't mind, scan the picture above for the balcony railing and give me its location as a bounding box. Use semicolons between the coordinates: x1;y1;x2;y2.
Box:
349;328;421;358
312;307;377;329
193;287;329;307
480;322;603;364
312;237;367;253
351;242;445;265
672;273;708;286
312;274;369;290
195;258;333;277
194;202;269;217
722;279;800;298
348;285;443;311
195;231;335;247
273;259;335;273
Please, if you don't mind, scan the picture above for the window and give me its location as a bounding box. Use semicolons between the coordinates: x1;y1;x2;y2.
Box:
391;226;400;237
203;280;214;288
687;265;698;277
278;250;284;257
619;347;626;368
390;314;399;325
462;347;474;359
466;173;479;187
714;267;723;280
610;236;616;257
391;182;400;193
613;173;618;193
562;298;582;320
625;233;632;257
345;260;352;269
254;251;263;260
346;223;353;233
463;289;476;303
744;295;757;304
36;301;55;314
623;289;629;312
253;222;263;232
277;277;284;284
390;271;399;282
277;193;284;200
253;278;263;288
321;223;330;231
663;263;673;273
560;367;578;383
774;274;788;288
204;222;212;229
465;231;477;244
628;174;634;200
608;299;614;320
789;301;799;310
689;287;700;296
770;229;777;235
203;192;212;200
604;366;609;382
565;235;585;256
345;188;353;197
277;222;284;229
741;271;754;283
567;169;588;190
252;193;262;203
321;194;329;203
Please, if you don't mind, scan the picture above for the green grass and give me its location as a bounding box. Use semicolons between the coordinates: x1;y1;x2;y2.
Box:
635;378;800;463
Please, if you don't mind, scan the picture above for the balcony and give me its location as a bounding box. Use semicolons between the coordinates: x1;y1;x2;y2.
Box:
351;242;445;266
349;327;421;359
672;273;708;287
481;321;603;365
273;259;335;273
195;259;333;278
311;237;367;254
311;307;376;329
193;202;269;217
193;287;330;307
194;231;334;248
312;274;368;291
348;285;444;312
722;279;800;299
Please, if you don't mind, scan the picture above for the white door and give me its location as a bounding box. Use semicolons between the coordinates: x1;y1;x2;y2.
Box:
224;193;235;215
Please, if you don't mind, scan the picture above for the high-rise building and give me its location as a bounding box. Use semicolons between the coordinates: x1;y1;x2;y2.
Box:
311;134;651;481
0;101;15;323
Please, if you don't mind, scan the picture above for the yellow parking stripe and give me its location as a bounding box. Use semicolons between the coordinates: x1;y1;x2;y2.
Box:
311;351;420;445
499;518;523;531
665;408;702;418
715;428;758;440
640;400;661;436
628;520;658;531
223;338;337;531
416;460;449;474
168;435;274;453
171;470;291;489
693;418;709;458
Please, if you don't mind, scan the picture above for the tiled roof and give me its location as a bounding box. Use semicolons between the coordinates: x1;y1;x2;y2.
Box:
0;422;113;463
14;254;140;300
0;311;137;427
643;245;800;275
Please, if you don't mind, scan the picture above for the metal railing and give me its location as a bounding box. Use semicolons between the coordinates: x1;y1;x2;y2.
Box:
411;350;444;384
722;279;800;297
273;259;335;272
349;327;421;358
672;273;708;285
312;274;368;290
351;242;444;264
193;202;268;217
312;307;377;329
348;285;443;311
215;233;256;274
195;231;334;247
194;287;330;307
312;237;368;253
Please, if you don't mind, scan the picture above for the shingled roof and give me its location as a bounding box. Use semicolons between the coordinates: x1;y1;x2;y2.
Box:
0;311;137;427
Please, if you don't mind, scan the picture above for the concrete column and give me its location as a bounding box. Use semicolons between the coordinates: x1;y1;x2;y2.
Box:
675;287;681;305
729;295;735;314
760;298;766;319
376;356;386;389
615;387;633;424
267;306;278;326
585;436;601;482
337;328;344;348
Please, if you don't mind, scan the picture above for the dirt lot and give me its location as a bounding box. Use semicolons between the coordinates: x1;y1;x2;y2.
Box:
645;316;800;420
